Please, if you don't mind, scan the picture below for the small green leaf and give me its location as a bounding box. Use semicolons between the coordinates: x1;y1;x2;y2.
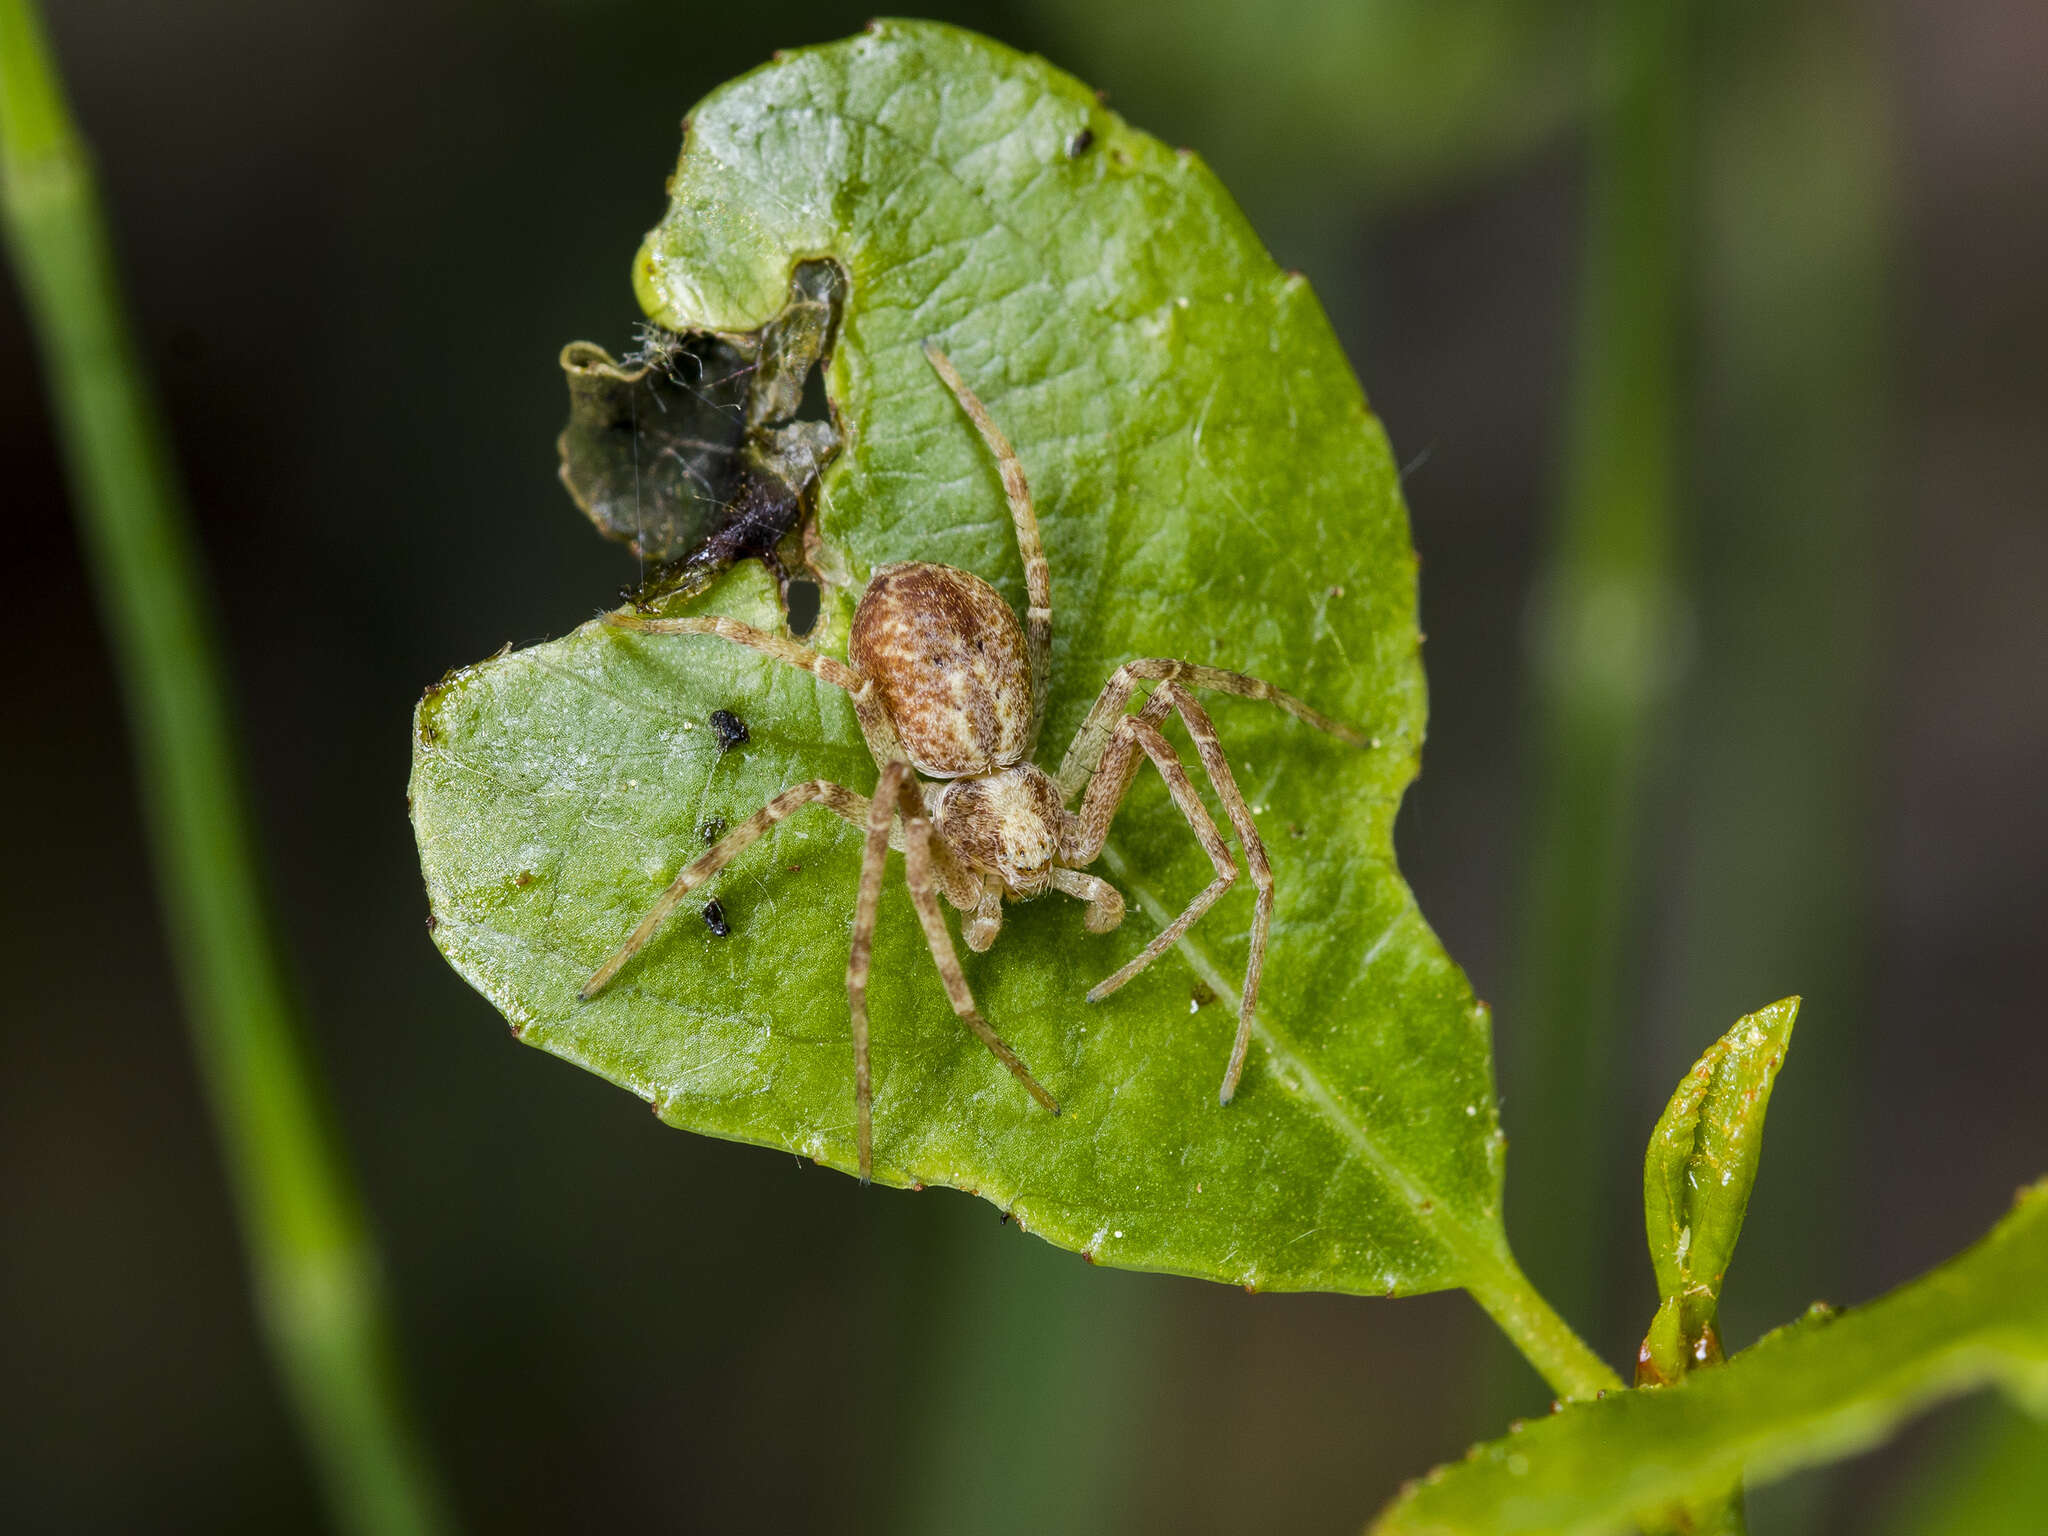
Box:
410;21;1519;1302
1641;997;1798;1377
1639;1295;1689;1388
1371;1179;2048;1535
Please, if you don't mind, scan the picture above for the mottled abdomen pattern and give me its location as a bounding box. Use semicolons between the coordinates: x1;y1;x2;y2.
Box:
848;561;1035;778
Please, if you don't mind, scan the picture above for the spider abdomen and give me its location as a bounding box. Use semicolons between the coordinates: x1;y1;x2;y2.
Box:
848;561;1034;778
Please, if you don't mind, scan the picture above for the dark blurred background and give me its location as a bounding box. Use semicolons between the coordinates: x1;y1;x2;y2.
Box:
3;1;2043;1531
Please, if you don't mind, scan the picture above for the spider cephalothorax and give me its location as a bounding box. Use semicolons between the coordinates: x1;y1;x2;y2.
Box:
582;343;1366;1177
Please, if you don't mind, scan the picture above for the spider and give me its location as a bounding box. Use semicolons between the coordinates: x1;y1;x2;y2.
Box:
581;343;1368;1178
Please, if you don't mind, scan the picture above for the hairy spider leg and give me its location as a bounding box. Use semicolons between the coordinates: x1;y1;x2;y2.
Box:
846;770;895;1181
1062;686;1260;1097
1070;687;1242;997
963;885;1006;952
845;762;980;1179
1055;658;1369;805
849;761;1057;1179
922;343;1053;749
1060;667;1352;1102
605;610;906;770
1049;867;1124;933
1147;682;1276;1104
579;779;871;999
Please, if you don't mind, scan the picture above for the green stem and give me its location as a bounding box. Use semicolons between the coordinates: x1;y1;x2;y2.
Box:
897;1216;1162;1536
1674;0;1892;1348
0;6;452;1533
1885;1398;2048;1536
1508;0;1690;1344
1468;1253;1625;1405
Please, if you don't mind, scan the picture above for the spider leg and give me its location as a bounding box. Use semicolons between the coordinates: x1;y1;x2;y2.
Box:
1070;700;1242;1010
846;763;904;1183
1061;680;1280;1104
922;343;1052;751
1050;868;1124;933
1151;682;1275;1104
1062;684;1176;867
963;886;1005;953
844;763;986;1178
880;763;1059;1119
605;610;906;769
1055;658;1368;804
580;779;871;999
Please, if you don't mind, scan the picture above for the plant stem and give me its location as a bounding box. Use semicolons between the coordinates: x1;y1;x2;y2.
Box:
897;1213;1162;1536
0;6;452;1533
1468;1253;1625;1404
1676;0;1891;1346
1883;1398;2048;1536
1507;0;1691;1350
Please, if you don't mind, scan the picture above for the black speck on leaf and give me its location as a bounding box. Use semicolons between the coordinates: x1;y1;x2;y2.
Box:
1067;127;1093;158
702;898;732;937
698;815;727;844
710;709;748;751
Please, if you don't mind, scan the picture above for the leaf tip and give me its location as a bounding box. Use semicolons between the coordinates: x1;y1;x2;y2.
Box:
1751;993;1801;1046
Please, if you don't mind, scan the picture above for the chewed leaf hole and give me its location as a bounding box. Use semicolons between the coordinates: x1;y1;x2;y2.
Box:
784;577;822;636
556;258;848;607
796;359;831;425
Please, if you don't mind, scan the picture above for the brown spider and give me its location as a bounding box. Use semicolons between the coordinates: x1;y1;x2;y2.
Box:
581;343;1367;1178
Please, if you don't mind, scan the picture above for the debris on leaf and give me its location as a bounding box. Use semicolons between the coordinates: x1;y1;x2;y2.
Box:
556;258;847;607
710;709;749;751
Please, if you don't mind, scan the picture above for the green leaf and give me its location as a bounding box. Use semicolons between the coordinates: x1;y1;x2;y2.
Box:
1637;1295;1689;1389
1640;997;1798;1381
410;20;1519;1306
1371;1179;2048;1535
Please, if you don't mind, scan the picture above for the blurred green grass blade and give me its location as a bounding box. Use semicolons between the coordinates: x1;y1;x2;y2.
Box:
409;20;1614;1401
0;4;451;1532
1509;0;1691;1352
1372;1180;2048;1535
898;1228;1164;1536
1672;0;1894;1354
1883;1398;2048;1536
1028;0;1587;210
